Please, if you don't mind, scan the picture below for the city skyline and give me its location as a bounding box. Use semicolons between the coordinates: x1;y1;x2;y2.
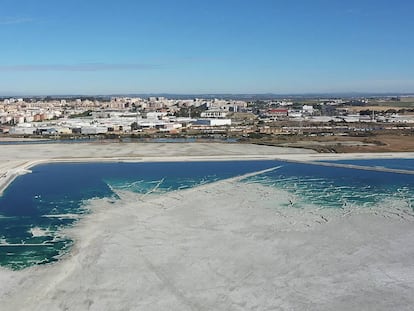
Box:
1;0;414;95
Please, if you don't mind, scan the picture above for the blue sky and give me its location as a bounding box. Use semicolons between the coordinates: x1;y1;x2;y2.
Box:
0;0;413;95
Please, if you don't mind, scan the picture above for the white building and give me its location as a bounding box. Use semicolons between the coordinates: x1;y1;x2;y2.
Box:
193;119;231;126
9;124;35;135
302;105;314;115
81;126;108;135
200;111;228;118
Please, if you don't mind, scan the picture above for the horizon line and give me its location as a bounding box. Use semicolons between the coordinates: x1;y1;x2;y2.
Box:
1;91;414;99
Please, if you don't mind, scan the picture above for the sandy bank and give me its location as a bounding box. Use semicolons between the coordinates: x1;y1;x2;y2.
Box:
1;173;413;310
1;142;413;167
0;142;314;162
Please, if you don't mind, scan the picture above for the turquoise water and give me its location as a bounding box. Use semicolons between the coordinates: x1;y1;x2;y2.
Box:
0;161;276;270
0;159;413;270
245;161;414;209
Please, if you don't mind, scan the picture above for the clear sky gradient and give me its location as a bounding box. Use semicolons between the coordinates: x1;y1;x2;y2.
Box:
1;0;413;95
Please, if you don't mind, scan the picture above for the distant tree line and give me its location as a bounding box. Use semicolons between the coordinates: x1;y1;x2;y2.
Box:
68;110;93;118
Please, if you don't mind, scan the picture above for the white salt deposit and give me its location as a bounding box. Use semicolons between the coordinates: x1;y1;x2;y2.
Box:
0;174;413;310
29;227;50;238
